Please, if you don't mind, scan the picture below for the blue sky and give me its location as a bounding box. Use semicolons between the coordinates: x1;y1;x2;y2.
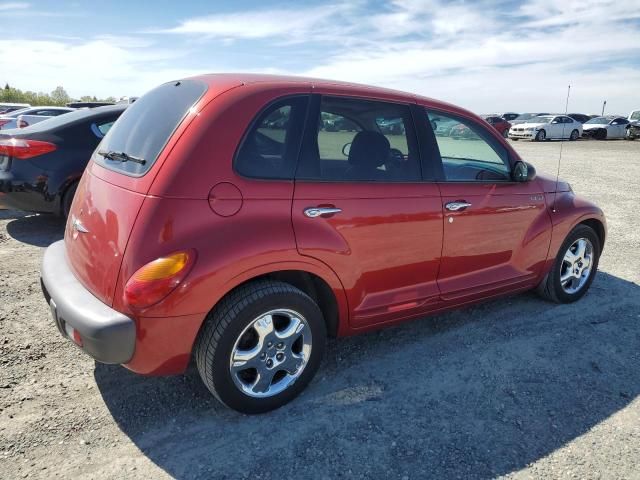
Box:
1;0;639;114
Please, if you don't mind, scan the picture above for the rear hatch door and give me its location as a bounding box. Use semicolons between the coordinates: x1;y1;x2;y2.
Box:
64;79;212;306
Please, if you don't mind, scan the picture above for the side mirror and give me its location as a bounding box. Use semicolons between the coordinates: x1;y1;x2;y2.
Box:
342;142;351;157
512;161;536;182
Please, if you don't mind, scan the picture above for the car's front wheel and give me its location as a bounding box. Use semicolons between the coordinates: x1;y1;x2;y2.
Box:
536;224;601;303
535;129;546;141
195;280;326;414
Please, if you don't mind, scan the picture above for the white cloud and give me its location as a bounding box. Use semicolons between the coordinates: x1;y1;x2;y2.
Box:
0;2;29;11
158;4;355;43
0;39;209;98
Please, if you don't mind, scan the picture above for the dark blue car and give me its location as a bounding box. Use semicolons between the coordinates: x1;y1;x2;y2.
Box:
0;105;126;216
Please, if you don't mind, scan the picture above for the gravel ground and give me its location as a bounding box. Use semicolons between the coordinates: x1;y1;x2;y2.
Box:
0;139;639;479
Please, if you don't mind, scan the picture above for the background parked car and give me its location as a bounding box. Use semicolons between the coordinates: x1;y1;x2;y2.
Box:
510;112;550;125
568;113;592;124
483;115;512;137
0;106;74;130
0;103;30;114
0;104;126;216
626;120;640;140
0;107;31;129
498;112;519;121
582;115;630;140
15;106;75;128
628;109;640;122
509;114;582;141
66;101;114;108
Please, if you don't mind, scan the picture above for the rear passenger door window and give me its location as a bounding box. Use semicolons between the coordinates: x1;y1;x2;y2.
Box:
297;96;421;182
235;96;308;179
426;110;511;182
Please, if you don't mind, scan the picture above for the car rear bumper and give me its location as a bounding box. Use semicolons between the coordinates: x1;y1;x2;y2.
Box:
40;240;135;364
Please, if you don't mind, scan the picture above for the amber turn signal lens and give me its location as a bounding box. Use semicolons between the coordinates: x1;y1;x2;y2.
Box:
124;250;196;310
131;252;190;282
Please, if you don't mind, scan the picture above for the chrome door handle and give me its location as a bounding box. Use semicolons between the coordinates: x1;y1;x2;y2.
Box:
445;201;472;211
304;207;342;218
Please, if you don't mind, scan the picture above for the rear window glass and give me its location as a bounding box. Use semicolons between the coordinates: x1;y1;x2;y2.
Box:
94;79;207;176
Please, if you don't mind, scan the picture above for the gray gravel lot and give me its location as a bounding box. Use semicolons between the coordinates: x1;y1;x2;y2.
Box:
0;139;639;479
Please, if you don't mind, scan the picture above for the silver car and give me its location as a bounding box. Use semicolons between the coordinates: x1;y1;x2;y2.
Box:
0;106;74;130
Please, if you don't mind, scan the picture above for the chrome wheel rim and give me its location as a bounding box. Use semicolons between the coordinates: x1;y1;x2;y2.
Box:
229;309;312;398
560;238;594;294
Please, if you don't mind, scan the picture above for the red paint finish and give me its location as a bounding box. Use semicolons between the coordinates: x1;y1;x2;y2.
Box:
293;182;443;328
61;74;606;376
437;181;551;300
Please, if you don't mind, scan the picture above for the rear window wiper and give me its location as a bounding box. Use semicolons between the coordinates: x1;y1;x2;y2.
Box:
97;150;146;165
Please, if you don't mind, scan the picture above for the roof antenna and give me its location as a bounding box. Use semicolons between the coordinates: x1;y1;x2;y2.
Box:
552;84;571;213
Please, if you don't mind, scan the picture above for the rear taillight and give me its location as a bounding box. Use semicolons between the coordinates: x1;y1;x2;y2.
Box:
123;250;197;309
0;138;57;159
17;119;29;128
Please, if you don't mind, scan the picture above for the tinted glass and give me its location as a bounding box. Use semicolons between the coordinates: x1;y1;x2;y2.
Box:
234;96;308;179
427;110;510;182
94;79;207;176
298;96;420;182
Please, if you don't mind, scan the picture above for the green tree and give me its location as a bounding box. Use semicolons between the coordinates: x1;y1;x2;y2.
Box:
50;86;70;105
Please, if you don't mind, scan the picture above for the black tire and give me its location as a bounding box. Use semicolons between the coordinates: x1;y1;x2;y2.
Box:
511;138;519;141
536;224;601;303
61;181;79;218
195;280;326;414
569;129;579;141
535;129;546;142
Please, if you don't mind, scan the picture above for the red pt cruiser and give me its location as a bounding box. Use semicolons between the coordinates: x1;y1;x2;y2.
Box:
40;75;606;413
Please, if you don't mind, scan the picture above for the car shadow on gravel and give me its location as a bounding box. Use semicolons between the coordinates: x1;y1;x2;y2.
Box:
95;272;640;479
3;210;65;247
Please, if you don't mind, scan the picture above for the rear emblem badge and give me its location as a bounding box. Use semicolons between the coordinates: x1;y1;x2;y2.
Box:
71;215;89;238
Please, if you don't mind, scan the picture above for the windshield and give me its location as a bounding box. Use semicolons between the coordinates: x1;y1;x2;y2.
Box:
94;79;207;177
515;113;539;121
585;117;609;124
530;116;554;123
630;111;640;121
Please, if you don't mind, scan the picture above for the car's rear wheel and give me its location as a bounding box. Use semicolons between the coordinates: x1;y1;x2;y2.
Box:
569;129;579;141
195;280;326;414
536;224;601;303
535;129;546;141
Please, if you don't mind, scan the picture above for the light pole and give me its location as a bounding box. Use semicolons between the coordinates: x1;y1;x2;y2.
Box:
601;100;606;116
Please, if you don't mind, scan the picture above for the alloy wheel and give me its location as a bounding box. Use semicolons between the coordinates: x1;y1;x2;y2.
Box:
559;238;594;294
229;309;312;398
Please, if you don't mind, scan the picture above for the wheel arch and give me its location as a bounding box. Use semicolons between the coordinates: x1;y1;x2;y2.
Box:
212;262;349;339
579;217;606;251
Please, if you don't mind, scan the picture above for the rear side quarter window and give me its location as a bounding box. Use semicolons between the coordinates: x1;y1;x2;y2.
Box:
234;96;309;180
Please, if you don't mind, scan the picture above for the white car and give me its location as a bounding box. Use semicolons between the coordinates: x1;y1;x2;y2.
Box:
628;110;640;122
508;114;582;141
582;116;630;140
0;106;74;130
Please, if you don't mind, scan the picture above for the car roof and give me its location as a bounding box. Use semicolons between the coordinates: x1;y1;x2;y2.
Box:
189;73;470;117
